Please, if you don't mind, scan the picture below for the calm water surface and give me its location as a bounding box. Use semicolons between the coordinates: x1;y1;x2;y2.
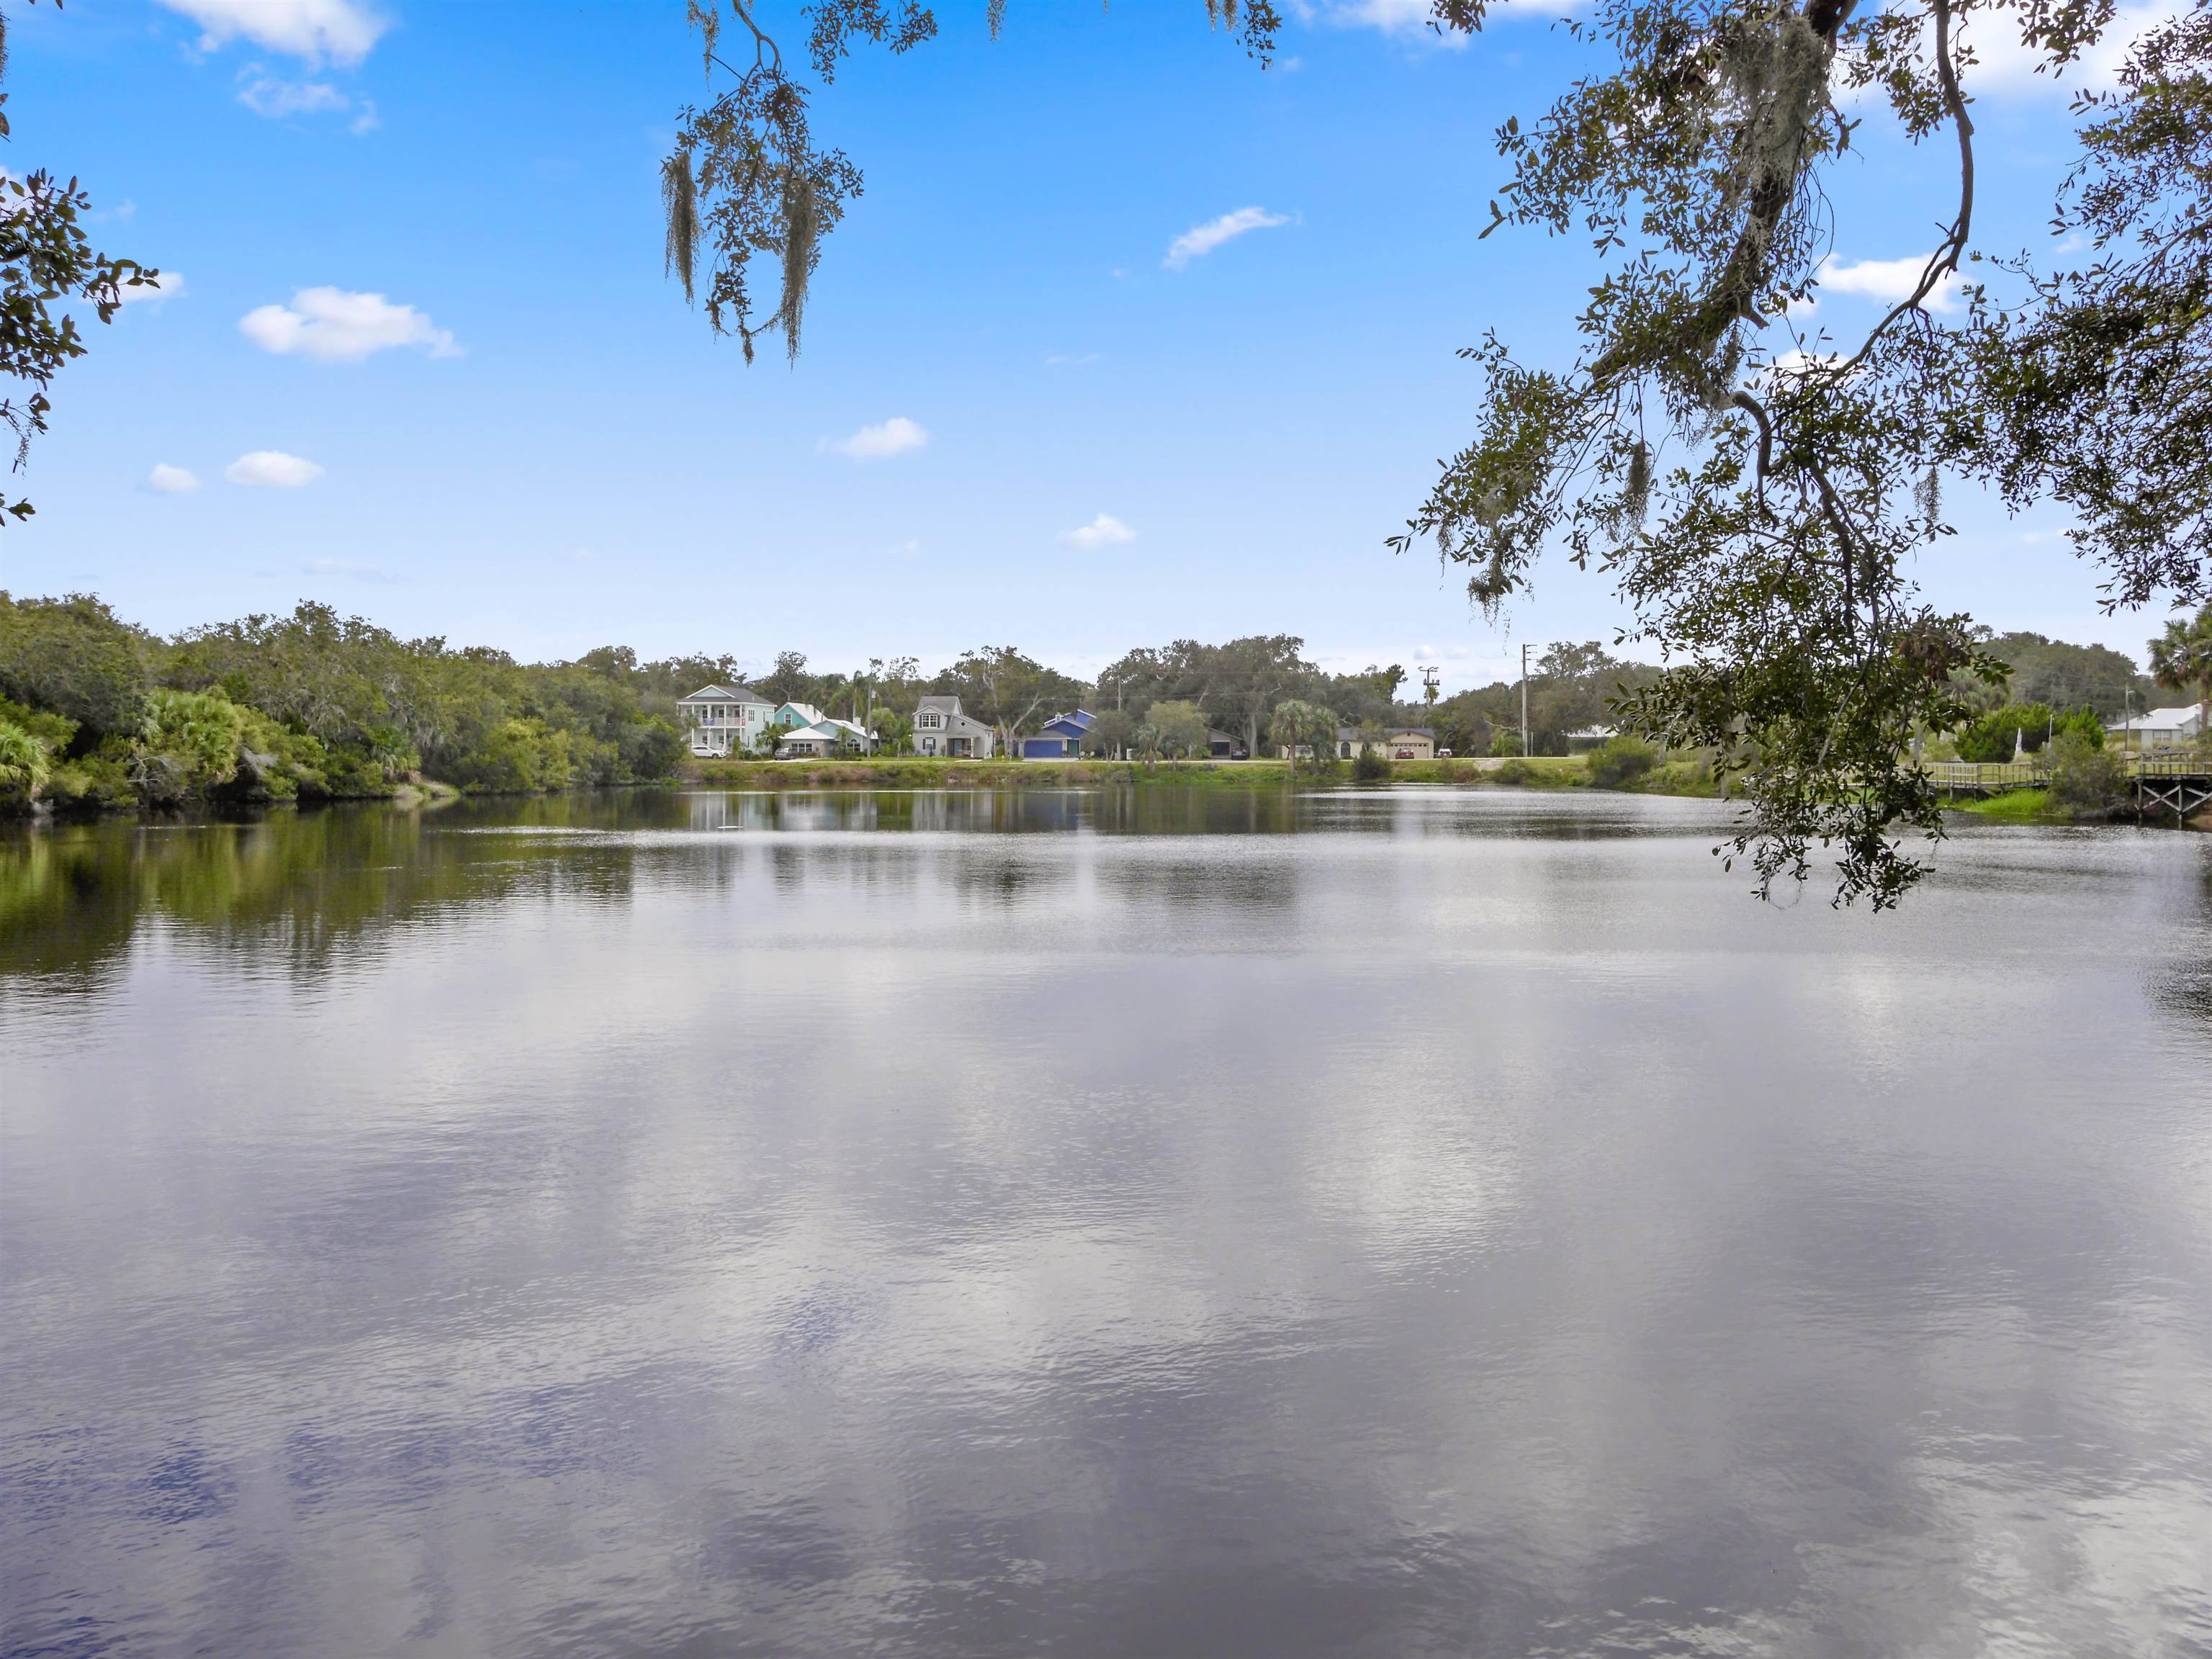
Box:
4;788;2210;1658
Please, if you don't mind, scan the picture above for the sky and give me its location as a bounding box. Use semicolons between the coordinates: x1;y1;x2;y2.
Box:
4;0;2191;691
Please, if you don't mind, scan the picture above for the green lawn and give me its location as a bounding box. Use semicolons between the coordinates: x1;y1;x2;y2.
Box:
1949;788;2064;822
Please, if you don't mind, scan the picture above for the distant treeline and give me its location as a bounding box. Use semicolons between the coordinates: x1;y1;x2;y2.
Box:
0;594;2162;815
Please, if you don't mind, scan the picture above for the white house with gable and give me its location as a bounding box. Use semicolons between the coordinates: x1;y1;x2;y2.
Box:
2106;705;2207;751
677;684;775;757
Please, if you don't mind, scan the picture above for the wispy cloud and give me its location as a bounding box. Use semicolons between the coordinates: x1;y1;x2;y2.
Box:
236;72;379;131
239;287;459;361
157;0;387;66
147;463;200;493
226;450;324;487
301;556;397;581
1060;513;1137;549
1164;206;1289;271
236;74;347;116
822;416;929;460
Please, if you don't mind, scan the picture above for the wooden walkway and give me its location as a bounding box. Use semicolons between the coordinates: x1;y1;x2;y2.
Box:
1919;756;2212;822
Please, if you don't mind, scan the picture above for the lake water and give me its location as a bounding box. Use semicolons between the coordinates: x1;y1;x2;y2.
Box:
4;788;2210;1658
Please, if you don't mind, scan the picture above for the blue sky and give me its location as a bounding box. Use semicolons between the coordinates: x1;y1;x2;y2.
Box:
5;0;2184;688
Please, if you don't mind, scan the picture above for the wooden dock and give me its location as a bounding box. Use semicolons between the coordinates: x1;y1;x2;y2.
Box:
1919;757;2212;823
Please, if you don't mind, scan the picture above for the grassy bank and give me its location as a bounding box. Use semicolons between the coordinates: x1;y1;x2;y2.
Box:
1949;788;2065;822
679;752;1722;795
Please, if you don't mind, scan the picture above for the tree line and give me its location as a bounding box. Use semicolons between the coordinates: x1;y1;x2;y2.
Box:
1;592;2193;815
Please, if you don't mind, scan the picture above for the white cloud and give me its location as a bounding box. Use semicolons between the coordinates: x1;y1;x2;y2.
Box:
1164;205;1290;271
157;0;387;66
1304;0;1560;37
1816;254;1966;314
118;269;184;305
1060;513;1137;549
147;463;200;493
822;416;928;460
1957;0;2186;92
225;450;324;487
238;287;459;361
888;538;922;557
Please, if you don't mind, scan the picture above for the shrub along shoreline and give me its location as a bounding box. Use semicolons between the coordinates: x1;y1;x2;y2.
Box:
677;750;1727;796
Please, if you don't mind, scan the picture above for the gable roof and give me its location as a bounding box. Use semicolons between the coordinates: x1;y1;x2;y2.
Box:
679;683;773;706
2108;705;2204;730
916;694;964;715
1040;708;1095;734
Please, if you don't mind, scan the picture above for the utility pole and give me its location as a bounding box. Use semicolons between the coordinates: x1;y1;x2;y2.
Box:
1420;665;1440;711
1519;643;1531;758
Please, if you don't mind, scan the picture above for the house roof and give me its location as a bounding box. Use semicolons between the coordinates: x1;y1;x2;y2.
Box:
679;683;773;706
776;718;873;743
916;694;964;714
1041;709;1095;733
2108;706;2203;730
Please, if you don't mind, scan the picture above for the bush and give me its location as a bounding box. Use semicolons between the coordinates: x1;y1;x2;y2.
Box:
46;743;136;814
2046;732;2130;816
453;717;575;792
1493;757;1537;786
1489;729;1524;757
1351;746;1391;782
0;717;52;814
132;688;246;806
1954;702;2100;762
1585;735;1660;790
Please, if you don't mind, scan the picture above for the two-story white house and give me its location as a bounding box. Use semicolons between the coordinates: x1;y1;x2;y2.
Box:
912;694;997;757
677;684;776;757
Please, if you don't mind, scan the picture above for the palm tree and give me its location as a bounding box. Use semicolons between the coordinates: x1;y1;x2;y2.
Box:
2148;603;2212;741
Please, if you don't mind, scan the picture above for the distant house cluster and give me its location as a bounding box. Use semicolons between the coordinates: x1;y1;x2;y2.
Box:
677;685;882;759
679;687;1105;761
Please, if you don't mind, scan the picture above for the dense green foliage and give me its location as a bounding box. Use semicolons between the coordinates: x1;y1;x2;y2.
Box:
1973;631;2157;720
1586;735;1661;789
1951;702;2103;762
0;595;685;816
2046;733;2133;814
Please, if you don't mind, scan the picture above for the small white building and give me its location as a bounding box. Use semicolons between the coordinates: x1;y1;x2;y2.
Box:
2105;705;2206;750
773;718;877;758
677;684;775;757
912;695;997;758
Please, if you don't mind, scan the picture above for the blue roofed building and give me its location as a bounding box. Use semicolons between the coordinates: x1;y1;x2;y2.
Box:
1020;709;1095;759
